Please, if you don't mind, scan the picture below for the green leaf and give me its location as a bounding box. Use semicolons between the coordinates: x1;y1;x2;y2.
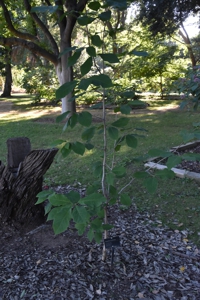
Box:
56;81;77;99
166;155;182;169
120;104;131;115
79;193;106;207
99;53;119;63
88;1;101;11
71;142;85;156
121;91;135;98
67;51;82;67
111;117;129;128
94;231;102;244
102;224;113;230
115;144;121;152
112;166;126;177
182;153;200;161
98;10;111;21
75;223;87;235
44;202;52;215
72;206;90;223
31;5;58;13
143;177;157;193
91;74;113;88
78;15;95;26
66;191;80;203
58;46;76;58
85;143;94;150
60;143;71;157
109;185;117;197
82;126;95;140
148;149;172;158
106;173;115;185
81;57;93;76
78;111;92;127
49;194;71;206
108;126;119;140
91;34;103;47
87;228;94;241
56;111;70;123
133;171;149;179
36;190;54;204
120;193;132;206
129;50;148;57
86;46;96;57
126;134;137;148
48;206;72;235
93;161;102;177
155;169;175;179
105;0;127;10
78;78;91;90
69;113;78;128
90;218;103;230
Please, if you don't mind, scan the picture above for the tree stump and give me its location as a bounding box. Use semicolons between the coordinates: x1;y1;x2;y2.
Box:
0;138;58;224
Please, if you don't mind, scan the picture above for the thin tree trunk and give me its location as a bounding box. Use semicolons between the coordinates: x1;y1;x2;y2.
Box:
178;24;196;67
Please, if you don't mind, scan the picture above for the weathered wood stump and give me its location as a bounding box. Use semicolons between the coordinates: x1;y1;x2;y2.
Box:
0;137;58;224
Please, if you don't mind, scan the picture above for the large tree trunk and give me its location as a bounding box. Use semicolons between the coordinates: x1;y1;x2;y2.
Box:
1;47;12;98
0;144;58;224
56;39;76;114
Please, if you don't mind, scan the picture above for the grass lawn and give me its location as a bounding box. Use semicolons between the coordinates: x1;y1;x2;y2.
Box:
1;93;200;246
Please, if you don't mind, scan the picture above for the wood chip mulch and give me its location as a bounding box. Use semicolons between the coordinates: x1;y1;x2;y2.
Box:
0;185;200;300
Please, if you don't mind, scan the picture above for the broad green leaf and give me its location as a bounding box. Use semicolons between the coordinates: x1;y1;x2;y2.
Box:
69;113;78;128
61;143;71;157
111;117;129;128
114;106;120;113
86;183;101;195
44;202;52;215
50;139;66;147
143;177;157;193
166;155;182;169
78;16;95;26
93;161;102;177
182;153;200;161
58;46;76;58
133;171;149;179
115;144;121;152
71;142;85;156
36;190;54;204
105;0;127;10
90;218;103;230
108;126;119;140
49;193;71;206
94;232;103;244
129;50;148;57
112;166;126;177
91;34;103;47
98;10;111;21
106;173;115;186
109;185;117;197
120;104;131;115
66;191;80;203
79;193;106;207
67;51;82;67
78;111;92;127
91;74;113;88
102;224;113;230
121;91;135;98
72;206;90;223
148;149;171;158
155;169;175;179
81;57;93;76
88;1;101;11
120;193;132;206
86;46;96;57
56;111;70;123
85;143;94;150
82;126;95;140
75;223;86;235
126;134;137;148
78;78;91;90
52;206;72;235
87;228;94;241
31;5;58;13
56;81;77;99
99;53;119;63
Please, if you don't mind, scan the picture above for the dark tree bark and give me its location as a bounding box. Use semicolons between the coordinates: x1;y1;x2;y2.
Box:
0;148;58;224
1;47;12;98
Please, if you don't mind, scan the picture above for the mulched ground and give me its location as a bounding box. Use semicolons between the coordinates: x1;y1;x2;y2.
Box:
1;184;200;300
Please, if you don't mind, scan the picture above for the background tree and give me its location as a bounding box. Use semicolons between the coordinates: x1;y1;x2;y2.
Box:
0;46;12;97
